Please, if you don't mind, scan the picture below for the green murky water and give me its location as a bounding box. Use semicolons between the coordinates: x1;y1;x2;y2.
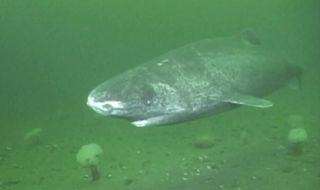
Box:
0;0;319;189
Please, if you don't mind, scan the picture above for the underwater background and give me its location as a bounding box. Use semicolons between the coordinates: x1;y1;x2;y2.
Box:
0;0;319;189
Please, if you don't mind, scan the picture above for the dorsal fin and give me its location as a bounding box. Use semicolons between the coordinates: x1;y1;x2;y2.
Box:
240;29;261;46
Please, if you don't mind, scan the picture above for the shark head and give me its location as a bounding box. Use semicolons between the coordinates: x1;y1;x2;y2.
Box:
87;72;186;125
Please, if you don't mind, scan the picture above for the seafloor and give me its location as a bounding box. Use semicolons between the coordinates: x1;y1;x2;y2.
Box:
1;68;319;190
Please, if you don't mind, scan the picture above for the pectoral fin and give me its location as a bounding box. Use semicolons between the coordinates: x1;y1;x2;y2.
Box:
228;94;273;108
132;115;176;127
210;93;273;108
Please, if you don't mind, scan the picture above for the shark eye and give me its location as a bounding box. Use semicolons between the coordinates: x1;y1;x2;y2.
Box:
146;99;152;105
141;85;156;105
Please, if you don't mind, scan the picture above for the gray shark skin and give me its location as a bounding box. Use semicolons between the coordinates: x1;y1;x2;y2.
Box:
87;32;301;127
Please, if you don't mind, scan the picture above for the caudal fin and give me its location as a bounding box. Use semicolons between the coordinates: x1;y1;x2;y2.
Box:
286;65;303;90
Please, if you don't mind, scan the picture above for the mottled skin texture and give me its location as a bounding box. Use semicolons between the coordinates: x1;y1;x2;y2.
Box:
87;35;301;127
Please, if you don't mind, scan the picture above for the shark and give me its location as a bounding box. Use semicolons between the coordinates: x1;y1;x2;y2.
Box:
87;31;302;127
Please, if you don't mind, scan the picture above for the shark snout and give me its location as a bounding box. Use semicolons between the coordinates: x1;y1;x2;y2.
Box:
87;96;125;115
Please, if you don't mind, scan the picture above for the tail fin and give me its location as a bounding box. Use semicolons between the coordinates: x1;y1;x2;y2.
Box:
286;65;303;90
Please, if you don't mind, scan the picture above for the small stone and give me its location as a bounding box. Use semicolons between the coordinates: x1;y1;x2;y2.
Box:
218;184;224;189
124;178;134;186
182;177;189;181
12;164;21;169
82;174;89;179
193;135;215;149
